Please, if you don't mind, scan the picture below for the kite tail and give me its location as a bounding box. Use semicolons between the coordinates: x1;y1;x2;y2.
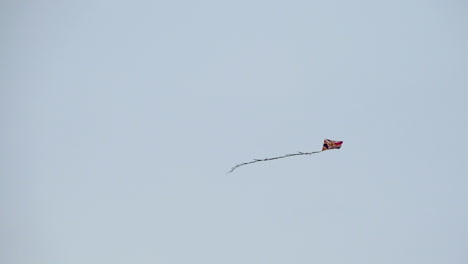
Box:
227;151;322;174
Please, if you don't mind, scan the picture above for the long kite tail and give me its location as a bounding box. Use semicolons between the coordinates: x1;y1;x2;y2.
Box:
227;151;323;174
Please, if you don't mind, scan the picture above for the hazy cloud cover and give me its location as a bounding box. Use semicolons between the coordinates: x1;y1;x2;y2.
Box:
1;0;467;263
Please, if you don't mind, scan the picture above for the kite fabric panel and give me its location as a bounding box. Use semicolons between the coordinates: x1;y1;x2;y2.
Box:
227;139;343;174
322;139;343;151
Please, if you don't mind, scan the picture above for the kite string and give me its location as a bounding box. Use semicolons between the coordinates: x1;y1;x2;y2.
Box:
227;150;322;174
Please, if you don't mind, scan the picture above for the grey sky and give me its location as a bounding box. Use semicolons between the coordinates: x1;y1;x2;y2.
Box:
1;0;467;263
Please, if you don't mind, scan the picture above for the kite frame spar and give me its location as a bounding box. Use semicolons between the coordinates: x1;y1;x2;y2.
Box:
227;150;323;174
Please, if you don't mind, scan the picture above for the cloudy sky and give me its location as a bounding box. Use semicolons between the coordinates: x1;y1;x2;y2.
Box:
1;0;467;263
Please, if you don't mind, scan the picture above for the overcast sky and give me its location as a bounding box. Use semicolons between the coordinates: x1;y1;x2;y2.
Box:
1;0;468;263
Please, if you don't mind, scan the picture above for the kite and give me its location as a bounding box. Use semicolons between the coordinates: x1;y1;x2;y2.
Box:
322;139;343;151
227;139;343;174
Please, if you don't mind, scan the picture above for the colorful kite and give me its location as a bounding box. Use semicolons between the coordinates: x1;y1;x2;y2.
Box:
322;139;343;151
227;139;343;174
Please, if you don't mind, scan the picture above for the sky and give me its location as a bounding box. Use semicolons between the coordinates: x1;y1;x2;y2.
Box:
1;0;467;263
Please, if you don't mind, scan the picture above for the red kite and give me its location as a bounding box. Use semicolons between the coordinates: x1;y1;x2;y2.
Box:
228;139;343;173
